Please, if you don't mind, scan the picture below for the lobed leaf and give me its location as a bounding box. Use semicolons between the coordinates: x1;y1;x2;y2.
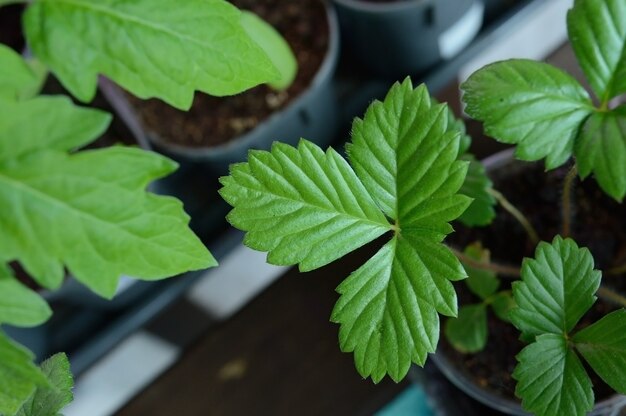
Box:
24;0;279;109
0;264;51;328
0;332;48;416
0;96;111;162
348;79;471;227
513;334;593;416
462;243;499;300
462;59;594;169
0;147;215;297
491;291;515;323
240;10;297;91
458;154;496;227
0;45;46;101
444;304;487;353
220;140;391;272
567;0;626;103
332;232;466;382
575;110;626;201
15;353;74;416
574;309;626;394
510;236;601;339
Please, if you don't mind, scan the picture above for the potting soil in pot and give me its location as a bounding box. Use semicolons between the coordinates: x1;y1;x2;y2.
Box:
443;160;626;404
126;0;329;148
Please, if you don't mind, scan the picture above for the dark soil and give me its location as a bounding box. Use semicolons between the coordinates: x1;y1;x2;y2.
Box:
127;0;329;148
0;5;25;52
443;158;626;405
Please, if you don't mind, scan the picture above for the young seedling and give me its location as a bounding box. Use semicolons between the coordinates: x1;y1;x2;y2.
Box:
221;0;626;414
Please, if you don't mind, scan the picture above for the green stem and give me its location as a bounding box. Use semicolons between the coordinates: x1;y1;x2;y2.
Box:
450;247;521;277
561;164;578;238
488;188;540;245
597;286;626;308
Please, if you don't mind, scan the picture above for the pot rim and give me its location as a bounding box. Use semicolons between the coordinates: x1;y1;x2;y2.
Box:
332;0;433;13
142;3;340;159
432;147;626;415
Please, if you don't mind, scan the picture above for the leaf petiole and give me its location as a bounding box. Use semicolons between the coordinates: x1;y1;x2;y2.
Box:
487;188;540;245
450;246;521;277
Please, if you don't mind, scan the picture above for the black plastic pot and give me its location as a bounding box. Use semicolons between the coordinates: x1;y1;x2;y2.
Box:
100;3;340;176
332;0;484;78
426;149;626;416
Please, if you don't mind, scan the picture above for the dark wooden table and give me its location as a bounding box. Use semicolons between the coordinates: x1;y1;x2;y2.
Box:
118;242;407;415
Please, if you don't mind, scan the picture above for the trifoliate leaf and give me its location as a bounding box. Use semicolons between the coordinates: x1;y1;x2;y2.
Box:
24;0;279;109
574;309;626;394
221;80;471;383
447;106;472;156
240;11;297;91
348;79;471;225
0;147;215;297
332;232;466;382
0;45;46;101
511;236;601;339
567;0;626;103
445;304;487;353
15;353;74;416
491;291;515;323
513;334;593;416
458;154;496;226
0;331;48;415
575;110;626;201
0;96;111;161
0;264;51;327
462;59;594;169
462;243;499;300
220;140;391;272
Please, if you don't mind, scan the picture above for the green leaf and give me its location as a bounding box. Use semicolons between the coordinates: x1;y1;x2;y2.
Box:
332;232;466;382
491;291;515;323
462;243;499;300
513;334;594;416
220;140;391;272
458;154;496;226
445;304;488;353
0;331;48;415
240;11;297;91
510;236;601;339
575;110;626;201
462;59;594;169
0;264;51;327
0;146;215;297
0;45;46;101
0;96;112;161
574;309;626;394
24;0;279;109
348;78;471;229
15;353;74;416
567;0;626;103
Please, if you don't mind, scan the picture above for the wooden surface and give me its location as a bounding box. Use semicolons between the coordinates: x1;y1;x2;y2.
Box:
118;242;407;415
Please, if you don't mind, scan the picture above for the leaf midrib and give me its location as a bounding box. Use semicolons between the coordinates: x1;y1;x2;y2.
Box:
0;171;200;260
264;190;393;232
38;0;231;57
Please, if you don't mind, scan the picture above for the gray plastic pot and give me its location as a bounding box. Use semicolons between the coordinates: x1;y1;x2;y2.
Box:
100;3;340;176
332;0;484;77
429;148;626;416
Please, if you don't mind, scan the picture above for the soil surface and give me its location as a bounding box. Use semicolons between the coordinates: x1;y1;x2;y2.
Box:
0;5;25;52
443;159;626;404
127;0;329;148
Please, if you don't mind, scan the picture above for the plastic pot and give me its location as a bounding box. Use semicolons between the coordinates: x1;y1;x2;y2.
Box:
100;2;340;176
428;148;626;416
331;0;484;78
